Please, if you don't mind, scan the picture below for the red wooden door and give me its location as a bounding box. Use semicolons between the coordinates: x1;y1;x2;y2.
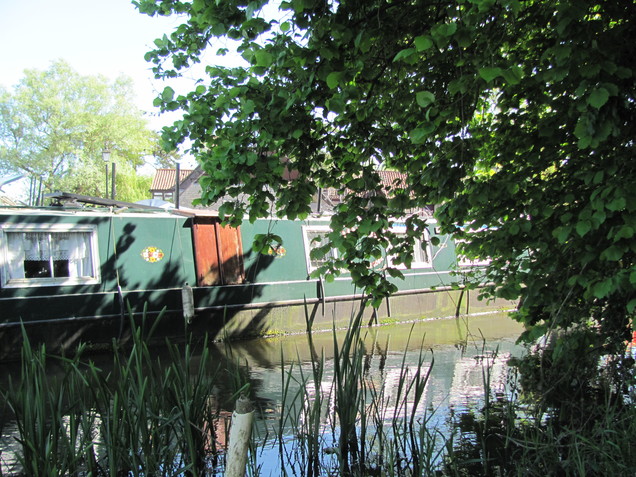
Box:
192;217;244;286
193;217;221;286
216;223;245;285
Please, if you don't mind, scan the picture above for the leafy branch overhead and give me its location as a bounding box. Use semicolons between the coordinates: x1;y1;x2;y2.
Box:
137;0;635;347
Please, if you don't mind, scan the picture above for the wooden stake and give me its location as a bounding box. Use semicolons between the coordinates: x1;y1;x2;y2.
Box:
225;395;254;477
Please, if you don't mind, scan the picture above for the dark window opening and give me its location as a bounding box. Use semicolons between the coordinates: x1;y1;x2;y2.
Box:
24;259;70;279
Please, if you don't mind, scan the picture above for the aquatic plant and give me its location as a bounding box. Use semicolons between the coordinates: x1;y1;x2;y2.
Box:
3;311;240;476
3;306;636;476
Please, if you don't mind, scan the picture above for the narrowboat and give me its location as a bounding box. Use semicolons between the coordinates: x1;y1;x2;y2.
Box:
0;192;506;360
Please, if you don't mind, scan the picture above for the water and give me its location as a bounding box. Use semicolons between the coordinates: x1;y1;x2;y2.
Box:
0;312;524;475
238;313;524;475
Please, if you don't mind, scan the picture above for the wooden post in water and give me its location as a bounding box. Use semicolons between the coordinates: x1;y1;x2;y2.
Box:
225;395;254;477
182;283;194;324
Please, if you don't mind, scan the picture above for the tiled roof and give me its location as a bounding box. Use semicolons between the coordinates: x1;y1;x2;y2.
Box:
378;170;407;191
150;169;194;192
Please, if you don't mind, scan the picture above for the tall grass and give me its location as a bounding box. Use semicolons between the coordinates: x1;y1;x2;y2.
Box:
269;308;636;477
2;311;248;476
2;306;636;476
269;306;441;476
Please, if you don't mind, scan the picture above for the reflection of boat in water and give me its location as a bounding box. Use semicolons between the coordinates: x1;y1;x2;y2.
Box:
0;192;509;360
448;352;511;408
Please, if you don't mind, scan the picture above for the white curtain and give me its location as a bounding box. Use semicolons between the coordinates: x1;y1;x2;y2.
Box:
55;232;90;277
6;231;92;279
6;232;26;279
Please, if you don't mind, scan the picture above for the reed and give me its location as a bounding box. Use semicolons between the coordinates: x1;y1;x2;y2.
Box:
268;305;441;477
3;310;238;476
4;305;636;476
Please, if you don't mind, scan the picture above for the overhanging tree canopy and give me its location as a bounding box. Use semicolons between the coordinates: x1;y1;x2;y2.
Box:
138;0;635;352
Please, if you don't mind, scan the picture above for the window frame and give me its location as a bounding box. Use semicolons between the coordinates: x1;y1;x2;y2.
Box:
388;224;434;270
0;223;101;288
455;230;491;267
302;225;338;274
457;250;491;267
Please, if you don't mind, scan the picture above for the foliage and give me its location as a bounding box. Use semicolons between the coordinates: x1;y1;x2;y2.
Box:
0;60;166;202
3;315;243;476
6;311;635;476
137;0;636;394
443;388;636;477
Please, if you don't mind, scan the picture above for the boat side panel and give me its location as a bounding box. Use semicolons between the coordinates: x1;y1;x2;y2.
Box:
0;212;196;324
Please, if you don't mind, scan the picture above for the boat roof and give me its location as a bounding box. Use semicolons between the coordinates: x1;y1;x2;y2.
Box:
0;192;218;219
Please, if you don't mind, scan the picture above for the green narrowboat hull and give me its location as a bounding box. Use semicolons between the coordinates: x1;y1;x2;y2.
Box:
0;206;512;360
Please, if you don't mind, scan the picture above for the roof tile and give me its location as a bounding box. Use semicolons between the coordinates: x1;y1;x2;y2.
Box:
150;169;194;192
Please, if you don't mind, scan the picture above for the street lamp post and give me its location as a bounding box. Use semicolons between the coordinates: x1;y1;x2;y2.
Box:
111;162;116;200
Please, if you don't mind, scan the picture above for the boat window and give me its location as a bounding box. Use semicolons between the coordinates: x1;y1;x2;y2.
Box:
303;226;338;273
1;225;100;288
388;225;433;269
454;226;491;267
456;240;491;267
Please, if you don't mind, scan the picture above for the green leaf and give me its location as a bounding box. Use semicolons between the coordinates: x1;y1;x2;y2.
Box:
161;86;175;102
524;324;548;342
574;115;593;148
575;220;591;237
448;77;468;95
326;96;345;113
588;87;609;109
414;35;434;51
254;50;274;67
393;48;416;63
431;22;457;40
478;67;503;82
242;99;256;114
614;226;634;241
501;66;523;85
590;279;613;299
326;71;343;89
553;226;571;243
416;91;435;108
600;245;624;261
409;124;435;144
606;197;626;211
627;298;636;313
593;171;604;184
386;268;404;279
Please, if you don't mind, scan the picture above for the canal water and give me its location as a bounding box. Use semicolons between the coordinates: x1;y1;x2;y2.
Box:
0;311;524;475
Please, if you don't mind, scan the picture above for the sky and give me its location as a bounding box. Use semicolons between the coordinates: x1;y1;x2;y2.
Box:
0;0;232;193
0;0;196;131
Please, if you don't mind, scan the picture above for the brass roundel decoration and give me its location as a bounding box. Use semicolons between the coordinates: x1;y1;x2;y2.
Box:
141;246;165;263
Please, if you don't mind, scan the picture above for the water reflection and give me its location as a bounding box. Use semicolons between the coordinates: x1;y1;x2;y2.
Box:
243;324;519;431
239;313;523;476
0;312;524;475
